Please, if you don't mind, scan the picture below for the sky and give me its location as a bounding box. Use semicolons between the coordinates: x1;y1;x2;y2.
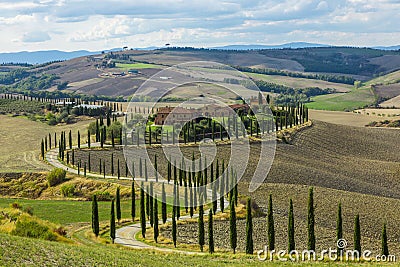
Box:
0;0;399;52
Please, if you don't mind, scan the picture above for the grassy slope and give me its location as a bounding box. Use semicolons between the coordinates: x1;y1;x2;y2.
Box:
0;233;394;266
0;198;132;225
0;115;93;172
116;62;163;70
305;87;375;111
247;72;353;92
305;70;400;111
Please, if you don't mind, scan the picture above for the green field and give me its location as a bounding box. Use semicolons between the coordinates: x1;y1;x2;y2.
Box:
247;73;353;92
1;233;395;266
116;62;162;70
0;198;133;225
305;87;375;111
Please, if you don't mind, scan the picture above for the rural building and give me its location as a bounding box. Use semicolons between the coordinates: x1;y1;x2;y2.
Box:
228;103;250;115
154;106;200;125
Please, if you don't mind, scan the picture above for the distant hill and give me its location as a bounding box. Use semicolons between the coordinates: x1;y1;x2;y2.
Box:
0;50;98;64
373;45;400;51
212;42;330;50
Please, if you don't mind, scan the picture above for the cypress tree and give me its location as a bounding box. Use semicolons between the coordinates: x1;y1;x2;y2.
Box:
149;183;154;227
41;139;45;159
267;194;275;251
77;130;80;148
154;197;159;243
87;129;91;148
198;203;205;252
131;182;136;221
162;183;167;224
245;197;253;254
307;187;315;251
140;185;146;238
288;199;295;252
354;215;361;255
111;131;115;147
92;195;99;237
146;185;150;219
69;130;72;149
116;187;121;223
117;159;120;179
172;206;177;247
382;223;389;256
230;197;237;254
111;153;114;176
88;153;91;172
336;202;343;251
110;199;116;243
208;209;214;254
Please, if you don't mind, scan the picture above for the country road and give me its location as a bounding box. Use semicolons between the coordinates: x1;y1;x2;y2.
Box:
45;144;228;254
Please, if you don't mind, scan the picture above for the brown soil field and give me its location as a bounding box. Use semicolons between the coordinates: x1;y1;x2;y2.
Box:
309;110;384;127
161;183;400;255
75;120;400;199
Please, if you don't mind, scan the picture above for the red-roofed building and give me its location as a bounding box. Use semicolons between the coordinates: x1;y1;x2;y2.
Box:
154;106;201;125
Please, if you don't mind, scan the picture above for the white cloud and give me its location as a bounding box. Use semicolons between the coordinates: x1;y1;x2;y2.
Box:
21;31;51;42
0;0;398;51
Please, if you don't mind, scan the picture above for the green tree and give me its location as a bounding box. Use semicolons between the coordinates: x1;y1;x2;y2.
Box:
267;194;275;251
198;204;205;252
77;130;80;148
153;198;159;243
162;183;167;224
307;187;315;251
382;223;389;256
116;187;121;223
87;129;91;148
41;139;45;159
91;195;99;237
208;209;214;254
245;198;253;254
354;215;361;255
288;199;295;252
336;202;343;252
230;197;237;254
110;199;116;243
172;206;177;247
140;186;146;238
131;182;135;221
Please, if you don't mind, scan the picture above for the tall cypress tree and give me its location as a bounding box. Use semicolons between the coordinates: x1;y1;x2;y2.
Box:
69;130;72;149
172;206;177;247
149;183;154;226
208;209;214;254
116;187;121;223
161;183;167;224
110;199;116;243
354;215;361;255
87;129;91;148
267;194;275;251
146;185;150;220
153;197;159;243
131;182;135;221
288;199;295;252
245;197;253;254
117;159;120;179
111;153;114;176
198;203;205;252
307;187;315;251
92;195;99;237
41;139;45;159
382;223;389;256
230;197;237;254
336;202;343;252
77;130;80;148
140;185;146;238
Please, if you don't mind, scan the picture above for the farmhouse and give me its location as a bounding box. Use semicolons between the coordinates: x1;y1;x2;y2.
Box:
154;106;200;125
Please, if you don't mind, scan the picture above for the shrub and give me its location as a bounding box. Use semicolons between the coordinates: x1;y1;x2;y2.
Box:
11;220;57;241
95;191;112;201
60;184;75;197
23;206;34;215
10;202;22;209
47;168;66;187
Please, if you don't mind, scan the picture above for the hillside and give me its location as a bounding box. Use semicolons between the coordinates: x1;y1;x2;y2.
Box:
0;47;399;99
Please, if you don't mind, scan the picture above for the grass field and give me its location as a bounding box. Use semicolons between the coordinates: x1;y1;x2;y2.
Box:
0;198;133;225
248;73;353;92
0;115;93;172
4;234;390;267
305;87;375;111
116;62;163;70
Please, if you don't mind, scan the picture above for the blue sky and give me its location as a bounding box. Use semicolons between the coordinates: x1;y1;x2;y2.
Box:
0;0;399;52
